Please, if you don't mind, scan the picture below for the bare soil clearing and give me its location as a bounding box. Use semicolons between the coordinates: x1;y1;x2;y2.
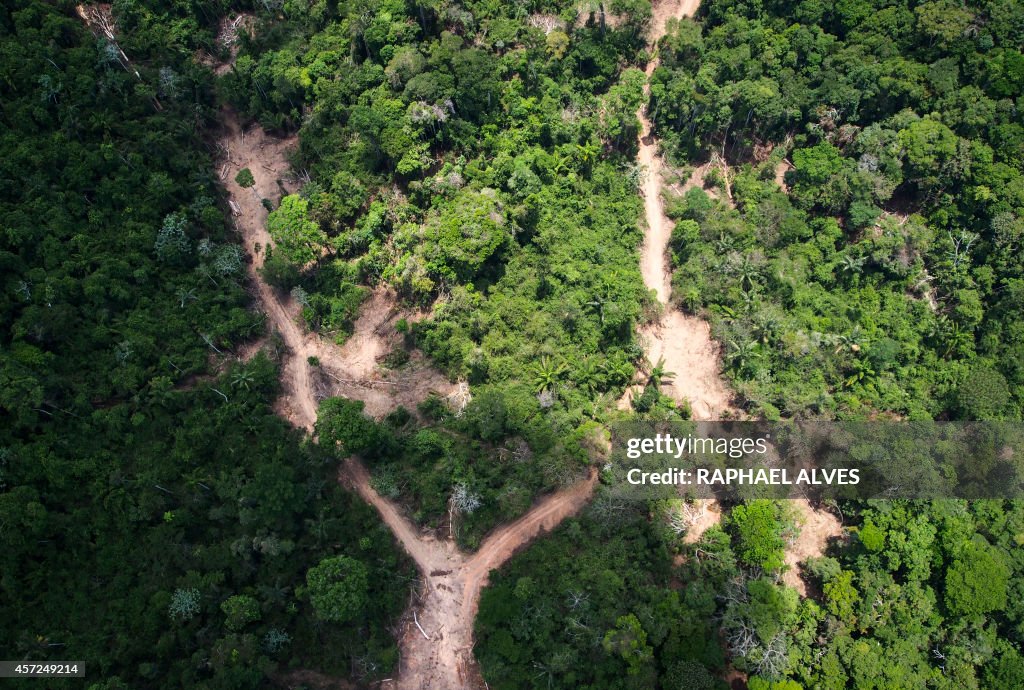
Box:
682;497;723;544
782;499;844;596
774;159;793;192
630;0;739;421
218;115;455;426
638;0;844;618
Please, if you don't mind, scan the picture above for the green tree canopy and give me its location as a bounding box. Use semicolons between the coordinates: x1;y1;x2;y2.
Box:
220;594;261;631
235;168;256;188
955;366;1011;420
315;397;386;456
729;500;787;571
945;539;1010;618
306;555;370;623
267;194;327;265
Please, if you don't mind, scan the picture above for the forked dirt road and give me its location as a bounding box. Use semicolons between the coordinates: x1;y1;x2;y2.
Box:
343;460;599;690
218;109;601;689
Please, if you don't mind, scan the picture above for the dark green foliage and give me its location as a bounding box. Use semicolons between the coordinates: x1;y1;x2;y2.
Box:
267;194;327;265
775;500;1024;689
305;555;370;623
8;1;1024;690
0;1;256;420
955;365;1012;420
0;359;413;687
0;5;412;686
651;0;1024;421
224;0;653;398
984;645;1024;690
235;168;256;188
944;538;1009;617
229;0;658;540
316;397;386;456
221;595;261;631
475;506;723;689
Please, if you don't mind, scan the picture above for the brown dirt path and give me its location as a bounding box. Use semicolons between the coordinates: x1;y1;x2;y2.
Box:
628;0;739;421
640;0;842;615
774;159;793;192
218;114;455;426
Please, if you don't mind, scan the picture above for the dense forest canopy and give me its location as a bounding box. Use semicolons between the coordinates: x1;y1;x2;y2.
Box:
1;2;411;687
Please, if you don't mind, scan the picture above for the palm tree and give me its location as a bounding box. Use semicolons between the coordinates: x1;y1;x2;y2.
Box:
732;254;760;290
305;510;330;547
531;356;568;393
833;326;867;354
751;311;779;344
713;304;738;322
739;288;759;314
648;357;675;388
839;254;866;276
231;368;255;391
844;359;876;389
716;233;739;253
176;287;197;308
602;358;636;387
576;140;599;168
930;316;971;359
727;339;761;375
348;0;376;61
576;357;602;395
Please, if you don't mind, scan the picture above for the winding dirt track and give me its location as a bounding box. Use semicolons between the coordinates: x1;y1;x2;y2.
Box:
630;1;842;595
219;115;455;427
629;0;740;421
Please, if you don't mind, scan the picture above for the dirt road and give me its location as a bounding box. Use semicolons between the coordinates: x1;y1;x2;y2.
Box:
218;115;454;427
631;0;739;421
343;460;598;690
634;4;843;587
